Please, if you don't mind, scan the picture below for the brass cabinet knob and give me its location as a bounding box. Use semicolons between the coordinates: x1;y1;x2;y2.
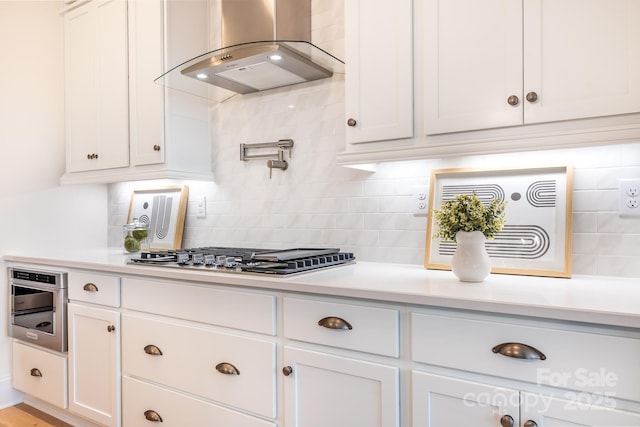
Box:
318;316;353;330
144;410;163;422
526;92;538;103
282;366;293;376
347;118;357;127
83;283;98;292
153;145;161;151
492;342;546;360
500;414;514;427
143;344;163;356
107;325;116;333
507;95;519;106
215;362;240;375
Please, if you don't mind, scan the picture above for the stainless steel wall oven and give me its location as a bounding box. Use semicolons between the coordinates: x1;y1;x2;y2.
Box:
9;267;68;352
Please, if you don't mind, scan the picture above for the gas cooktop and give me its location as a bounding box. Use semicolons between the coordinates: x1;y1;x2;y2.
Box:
128;247;355;276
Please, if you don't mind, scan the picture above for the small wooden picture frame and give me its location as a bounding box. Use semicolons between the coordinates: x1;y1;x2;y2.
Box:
127;185;189;250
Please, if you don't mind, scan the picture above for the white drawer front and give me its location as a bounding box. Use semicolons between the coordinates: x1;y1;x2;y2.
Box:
121;277;275;335
284;297;399;357
68;270;120;307
122;314;276;418
12;341;67;408
122;376;275;427
412;313;640;401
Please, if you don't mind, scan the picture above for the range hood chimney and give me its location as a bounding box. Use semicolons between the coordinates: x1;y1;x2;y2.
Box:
156;0;344;101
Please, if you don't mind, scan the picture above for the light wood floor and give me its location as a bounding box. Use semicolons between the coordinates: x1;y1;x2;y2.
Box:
0;403;72;427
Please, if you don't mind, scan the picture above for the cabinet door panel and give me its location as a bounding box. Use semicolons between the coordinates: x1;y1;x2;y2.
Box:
424;0;523;134
64;0;129;173
345;0;413;143
520;391;640;426
412;371;520;427
283;347;399;427
68;303;120;427
65;6;98;172
128;0;164;166
524;0;640;123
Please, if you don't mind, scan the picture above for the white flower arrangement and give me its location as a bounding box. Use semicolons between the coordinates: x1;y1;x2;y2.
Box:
433;193;507;242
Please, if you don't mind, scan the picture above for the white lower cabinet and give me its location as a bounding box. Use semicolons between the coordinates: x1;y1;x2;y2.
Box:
122;376;275;427
121;314;276;419
283;346;399;427
412;371;519;426
12;340;68;409
67;302;120;427
413;371;640;427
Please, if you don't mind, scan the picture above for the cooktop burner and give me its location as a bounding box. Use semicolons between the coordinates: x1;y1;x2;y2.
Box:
128;247;355;276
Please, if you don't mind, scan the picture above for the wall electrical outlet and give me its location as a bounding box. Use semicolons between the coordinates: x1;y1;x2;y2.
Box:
619;179;640;216
195;196;206;218
412;185;429;216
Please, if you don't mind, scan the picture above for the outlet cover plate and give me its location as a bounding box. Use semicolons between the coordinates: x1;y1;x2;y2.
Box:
412;185;429;216
619;179;640;216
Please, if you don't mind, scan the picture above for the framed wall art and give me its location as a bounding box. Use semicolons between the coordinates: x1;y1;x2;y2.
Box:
425;165;573;278
127;185;189;250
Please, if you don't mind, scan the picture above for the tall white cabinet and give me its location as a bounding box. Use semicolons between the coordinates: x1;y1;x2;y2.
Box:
344;0;413;144
61;0;212;184
63;0;129;172
424;0;640;134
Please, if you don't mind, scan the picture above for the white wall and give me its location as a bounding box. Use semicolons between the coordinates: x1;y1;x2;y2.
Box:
0;2;108;408
107;0;640;279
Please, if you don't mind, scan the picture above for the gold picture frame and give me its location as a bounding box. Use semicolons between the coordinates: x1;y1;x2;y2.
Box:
425;165;573;278
127;185;189;250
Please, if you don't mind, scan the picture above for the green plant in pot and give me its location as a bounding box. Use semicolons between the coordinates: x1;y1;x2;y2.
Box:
433;193;506;282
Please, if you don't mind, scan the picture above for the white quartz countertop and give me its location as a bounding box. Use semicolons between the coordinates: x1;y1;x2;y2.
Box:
3;248;640;329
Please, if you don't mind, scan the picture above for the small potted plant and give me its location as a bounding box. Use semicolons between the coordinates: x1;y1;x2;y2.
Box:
433;193;507;282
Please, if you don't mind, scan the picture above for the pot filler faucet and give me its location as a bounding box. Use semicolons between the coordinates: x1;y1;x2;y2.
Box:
240;139;294;178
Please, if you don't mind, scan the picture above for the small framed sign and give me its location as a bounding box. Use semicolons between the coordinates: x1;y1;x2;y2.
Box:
425;165;573;278
127;185;189;250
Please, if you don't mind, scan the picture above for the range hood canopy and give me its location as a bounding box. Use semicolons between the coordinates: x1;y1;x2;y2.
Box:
155;0;344;102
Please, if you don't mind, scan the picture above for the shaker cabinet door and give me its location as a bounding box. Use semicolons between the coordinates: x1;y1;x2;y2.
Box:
524;0;640;124
423;0;523;134
283;346;399;427
345;0;413;144
64;0;129;173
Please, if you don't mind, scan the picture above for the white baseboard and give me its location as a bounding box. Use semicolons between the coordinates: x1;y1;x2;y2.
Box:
0;374;23;410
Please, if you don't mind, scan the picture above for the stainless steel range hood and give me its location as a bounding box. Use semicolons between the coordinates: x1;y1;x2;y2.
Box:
155;0;344;102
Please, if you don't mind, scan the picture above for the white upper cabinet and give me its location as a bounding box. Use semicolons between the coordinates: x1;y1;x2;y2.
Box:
425;0;640;135
345;0;413;144
64;0;129;172
523;0;640;124
62;0;212;184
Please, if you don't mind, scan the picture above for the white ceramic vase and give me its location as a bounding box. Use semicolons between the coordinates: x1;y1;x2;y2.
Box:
451;230;491;282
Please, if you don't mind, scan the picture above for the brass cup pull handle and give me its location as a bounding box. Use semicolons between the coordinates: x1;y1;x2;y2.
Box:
83;283;99;292
524;421;538;427
347;118;357;127
526;91;538;103
144;344;163;356
144;410;163;422
318;316;353;330
507;95;519;106
215;362;240;375
492;342;546;360
500;414;514;427
282;366;293;376
30;368;43;377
